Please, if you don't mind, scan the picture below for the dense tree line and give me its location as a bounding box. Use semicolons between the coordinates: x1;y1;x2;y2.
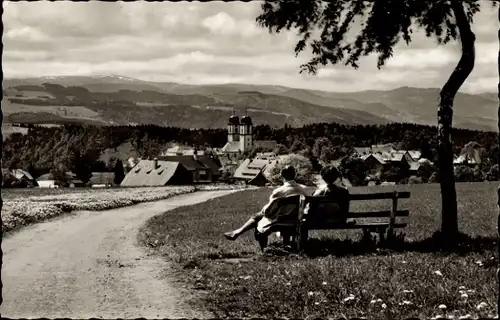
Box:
3;122;497;181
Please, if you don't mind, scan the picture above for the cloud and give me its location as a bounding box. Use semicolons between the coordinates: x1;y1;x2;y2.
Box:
2;1;499;93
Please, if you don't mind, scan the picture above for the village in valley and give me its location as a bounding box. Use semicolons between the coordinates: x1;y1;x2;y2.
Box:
4;112;487;189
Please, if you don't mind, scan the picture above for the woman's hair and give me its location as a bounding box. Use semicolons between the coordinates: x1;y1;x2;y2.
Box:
320;165;341;184
280;165;296;181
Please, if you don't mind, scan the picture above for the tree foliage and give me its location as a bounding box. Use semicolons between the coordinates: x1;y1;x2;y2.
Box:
256;0;480;74
113;159;125;185
339;157;369;186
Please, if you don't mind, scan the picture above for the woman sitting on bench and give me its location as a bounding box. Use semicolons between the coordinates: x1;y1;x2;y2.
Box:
311;165;350;223
224;165;309;241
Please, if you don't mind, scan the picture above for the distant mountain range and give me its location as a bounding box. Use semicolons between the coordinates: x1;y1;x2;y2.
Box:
2;75;498;132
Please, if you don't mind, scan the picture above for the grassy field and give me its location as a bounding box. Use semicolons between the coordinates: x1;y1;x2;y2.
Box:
139;182;499;319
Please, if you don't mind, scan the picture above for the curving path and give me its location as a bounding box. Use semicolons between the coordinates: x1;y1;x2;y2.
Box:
1;190;237;319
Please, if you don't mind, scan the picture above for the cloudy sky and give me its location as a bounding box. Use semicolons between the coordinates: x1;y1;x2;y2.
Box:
2;1;498;93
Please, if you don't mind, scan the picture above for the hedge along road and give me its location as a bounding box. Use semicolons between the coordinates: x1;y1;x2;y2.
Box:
1;190;239;319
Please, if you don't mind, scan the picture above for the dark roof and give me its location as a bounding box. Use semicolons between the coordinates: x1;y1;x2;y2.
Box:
120;160;182;187
240;116;252;125
196;156;221;176
158;155;206;171
248;171;269;186
228;115;239;125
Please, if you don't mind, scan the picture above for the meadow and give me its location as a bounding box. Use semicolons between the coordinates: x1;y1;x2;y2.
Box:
139;182;499;319
2;184;251;234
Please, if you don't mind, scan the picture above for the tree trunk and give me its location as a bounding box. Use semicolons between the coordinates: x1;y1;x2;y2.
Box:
497;3;500;317
438;2;475;246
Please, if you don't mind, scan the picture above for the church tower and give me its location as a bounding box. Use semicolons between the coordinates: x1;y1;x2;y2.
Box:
239;115;253;152
227;111;239;142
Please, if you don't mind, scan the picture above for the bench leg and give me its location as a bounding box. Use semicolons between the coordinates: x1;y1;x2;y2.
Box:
362;228;371;242
378;228;386;247
282;231;291;247
296;224;308;253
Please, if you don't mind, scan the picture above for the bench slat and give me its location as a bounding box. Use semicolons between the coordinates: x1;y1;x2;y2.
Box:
349;191;411;200
308;222;407;230
346;210;409;218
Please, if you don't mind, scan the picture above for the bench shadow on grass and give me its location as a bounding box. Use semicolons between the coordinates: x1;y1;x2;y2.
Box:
259;231;498;261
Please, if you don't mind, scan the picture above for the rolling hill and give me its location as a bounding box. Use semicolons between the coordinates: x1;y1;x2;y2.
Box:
2;75;497;132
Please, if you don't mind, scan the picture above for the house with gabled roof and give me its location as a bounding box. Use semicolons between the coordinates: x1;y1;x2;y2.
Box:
11;169;37;187
120;159;193;187
159;153;221;183
233;158;278;186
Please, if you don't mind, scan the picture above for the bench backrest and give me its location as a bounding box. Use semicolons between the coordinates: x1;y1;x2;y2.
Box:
299;191;411;220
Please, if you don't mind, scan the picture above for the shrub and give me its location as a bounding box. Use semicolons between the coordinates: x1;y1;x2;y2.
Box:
408;176;424;184
486;164;499;181
454;165;474;182
338;157;369;186
416;161;435;182
264;153;314;186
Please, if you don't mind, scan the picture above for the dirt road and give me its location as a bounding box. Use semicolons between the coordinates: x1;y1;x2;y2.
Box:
1;190;237;319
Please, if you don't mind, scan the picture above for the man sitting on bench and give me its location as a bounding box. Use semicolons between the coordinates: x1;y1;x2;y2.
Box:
309;165;350;224
224;165;309;241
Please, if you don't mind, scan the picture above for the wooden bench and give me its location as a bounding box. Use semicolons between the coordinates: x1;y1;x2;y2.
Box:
255;191;410;252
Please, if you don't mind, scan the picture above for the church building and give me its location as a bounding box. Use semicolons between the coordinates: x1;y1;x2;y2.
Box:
221;113;277;157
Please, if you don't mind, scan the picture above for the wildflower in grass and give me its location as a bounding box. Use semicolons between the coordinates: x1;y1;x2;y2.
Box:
286;282;291;286
343;294;355;303
402;289;414;293
460;293;468;299
476;302;488;310
458;286;466;290
370;299;377;304
381;303;387;309
377;298;383;303
459;314;472;319
466;289;475;294
475;260;484;267
438;304;447;310
434;270;443;276
322;281;327;285
308;291;314;297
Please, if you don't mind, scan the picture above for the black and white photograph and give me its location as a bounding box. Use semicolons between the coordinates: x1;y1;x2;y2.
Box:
2;0;500;318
